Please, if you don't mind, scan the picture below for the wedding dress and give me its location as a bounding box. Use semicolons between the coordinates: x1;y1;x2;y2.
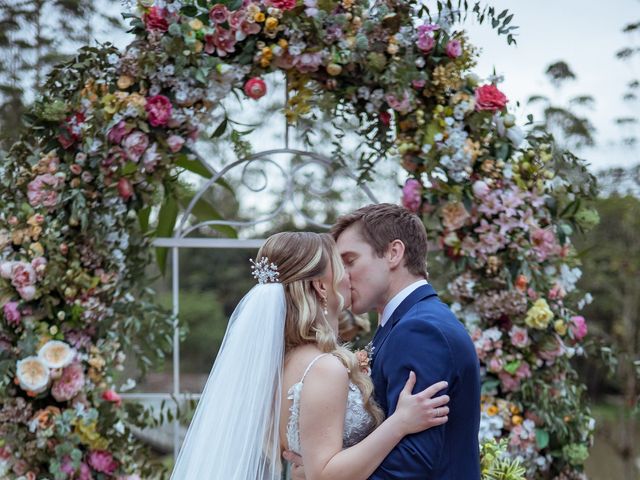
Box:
286;353;376;454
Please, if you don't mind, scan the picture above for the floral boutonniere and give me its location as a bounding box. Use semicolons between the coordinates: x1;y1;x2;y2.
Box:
354;341;375;376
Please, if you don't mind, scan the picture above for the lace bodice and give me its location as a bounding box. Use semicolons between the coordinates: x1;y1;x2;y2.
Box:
286;354;376;455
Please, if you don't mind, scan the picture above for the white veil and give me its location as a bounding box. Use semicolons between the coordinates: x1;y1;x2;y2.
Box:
170;282;286;479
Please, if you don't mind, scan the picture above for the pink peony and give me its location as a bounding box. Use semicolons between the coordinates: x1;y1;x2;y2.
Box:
108;121;128;144
27;173;63;209
509;326;530;348
123;131;149;162
117;178;134;201
570;315;588;340
102;389;122;407
145;95;172;127
3;301;21;327
10;262;36;291
244;77;267;100
88;450;118;476
401;179;422;213
144;7;169;32
209;4;229;23
416;24;439;53
51;362;85;402
475;84;508;112
446;39;462;58
205;28;236;57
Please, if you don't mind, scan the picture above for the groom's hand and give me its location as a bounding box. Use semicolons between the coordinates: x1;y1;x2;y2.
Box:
282;450;306;480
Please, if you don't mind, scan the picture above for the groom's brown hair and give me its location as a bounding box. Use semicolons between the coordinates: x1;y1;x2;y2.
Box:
331;203;428;278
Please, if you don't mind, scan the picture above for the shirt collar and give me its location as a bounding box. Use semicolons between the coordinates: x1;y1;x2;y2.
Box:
379;279;429;327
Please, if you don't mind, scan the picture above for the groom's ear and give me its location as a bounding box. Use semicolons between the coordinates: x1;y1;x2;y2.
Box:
386;239;406;270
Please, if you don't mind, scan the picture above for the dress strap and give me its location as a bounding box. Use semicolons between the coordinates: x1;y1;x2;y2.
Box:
300;353;329;383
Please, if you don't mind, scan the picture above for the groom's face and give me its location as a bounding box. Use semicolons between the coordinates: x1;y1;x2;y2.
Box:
336;224;390;315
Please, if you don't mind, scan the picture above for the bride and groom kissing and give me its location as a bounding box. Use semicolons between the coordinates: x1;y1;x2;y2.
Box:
171;203;481;479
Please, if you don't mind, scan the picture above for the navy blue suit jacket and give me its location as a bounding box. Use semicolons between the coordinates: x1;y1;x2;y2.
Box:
369;284;481;479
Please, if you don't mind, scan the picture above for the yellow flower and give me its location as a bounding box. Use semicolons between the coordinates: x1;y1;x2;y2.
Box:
265;17;278;29
126;92;147;108
525;298;554;330
512;415;523;426
101;94;118;115
194;40;203;53
254;12;265;22
74;419;110;450
486;405;499;416
554;319;567;336
278;38;288;49
189;19;204;30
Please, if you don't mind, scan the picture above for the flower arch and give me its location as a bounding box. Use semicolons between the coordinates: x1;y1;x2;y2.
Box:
0;0;598;478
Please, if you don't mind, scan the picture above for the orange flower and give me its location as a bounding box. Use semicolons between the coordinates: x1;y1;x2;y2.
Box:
515;274;528;291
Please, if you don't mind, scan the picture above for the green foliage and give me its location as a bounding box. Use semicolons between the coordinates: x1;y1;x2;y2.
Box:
480;439;527;480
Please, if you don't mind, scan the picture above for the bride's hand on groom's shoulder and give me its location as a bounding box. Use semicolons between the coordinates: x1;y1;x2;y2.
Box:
391;372;449;436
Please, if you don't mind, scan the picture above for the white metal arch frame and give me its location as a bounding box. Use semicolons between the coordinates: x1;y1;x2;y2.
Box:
123;145;379;458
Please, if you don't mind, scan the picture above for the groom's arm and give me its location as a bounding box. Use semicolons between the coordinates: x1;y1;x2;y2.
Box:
369;315;454;480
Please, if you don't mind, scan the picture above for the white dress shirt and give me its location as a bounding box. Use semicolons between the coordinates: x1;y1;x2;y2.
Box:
379;279;429;327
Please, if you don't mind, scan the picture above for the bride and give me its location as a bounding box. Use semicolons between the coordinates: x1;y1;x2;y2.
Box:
170;232;450;479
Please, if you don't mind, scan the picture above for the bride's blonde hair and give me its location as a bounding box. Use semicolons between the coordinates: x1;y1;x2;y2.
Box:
257;232;384;426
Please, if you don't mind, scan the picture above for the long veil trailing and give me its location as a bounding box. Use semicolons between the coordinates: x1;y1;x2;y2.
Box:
170;283;286;479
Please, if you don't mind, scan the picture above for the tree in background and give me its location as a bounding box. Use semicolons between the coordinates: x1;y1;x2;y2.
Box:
0;0;122;147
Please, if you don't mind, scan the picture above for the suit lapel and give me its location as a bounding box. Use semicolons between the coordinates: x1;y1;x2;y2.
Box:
371;284;438;365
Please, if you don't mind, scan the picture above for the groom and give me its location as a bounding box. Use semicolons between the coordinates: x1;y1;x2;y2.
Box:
287;203;481;479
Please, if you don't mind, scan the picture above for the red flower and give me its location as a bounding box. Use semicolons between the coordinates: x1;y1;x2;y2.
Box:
117;178;134;201
144;7;169;32
475;84;508;112
145;95;172;127
379;111;391;126
244;77;267;100
102;389;122;406
58;112;85;150
267;0;297;10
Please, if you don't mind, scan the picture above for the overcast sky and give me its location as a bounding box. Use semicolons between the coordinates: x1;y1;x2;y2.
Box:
462;0;639;170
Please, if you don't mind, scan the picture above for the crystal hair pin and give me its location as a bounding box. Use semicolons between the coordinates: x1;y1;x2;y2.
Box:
250;257;280;284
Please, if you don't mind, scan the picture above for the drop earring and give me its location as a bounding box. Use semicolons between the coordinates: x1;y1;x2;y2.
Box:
322;296;328;316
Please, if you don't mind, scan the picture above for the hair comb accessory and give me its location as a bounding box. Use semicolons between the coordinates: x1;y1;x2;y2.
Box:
250;257;280;284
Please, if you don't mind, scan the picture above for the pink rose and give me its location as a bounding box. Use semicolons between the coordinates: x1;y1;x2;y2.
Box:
145;95;172;127
498;371;520;392
401;179;422;213
385;91;412;115
244;77;267;100
51;362;85;402
108;121;128;144
509;326;530;348
515;362;531;379
167;135;185;153
88;450;118;476
488;357;503;373
123;131;149;162
209;4;229;23
144;7;169;32
27;173;63;209
3;301;21;327
475;84;508;112
570;315;588;341
446;39;462;58
416;24;438;53
412;79;426;89
102;389;122;407
118;178;134;201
